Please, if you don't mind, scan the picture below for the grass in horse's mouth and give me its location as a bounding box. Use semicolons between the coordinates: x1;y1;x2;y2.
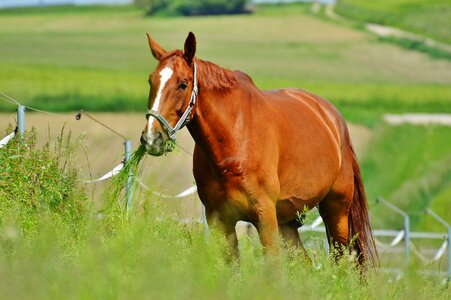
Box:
109;140;180;206
164;139;176;152
110;145;146;201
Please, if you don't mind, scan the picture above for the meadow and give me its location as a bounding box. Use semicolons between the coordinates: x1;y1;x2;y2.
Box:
0;3;450;297
335;0;451;44
0;4;450;125
0;133;448;299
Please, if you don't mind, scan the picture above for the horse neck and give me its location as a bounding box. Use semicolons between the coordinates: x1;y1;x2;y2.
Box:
187;88;241;160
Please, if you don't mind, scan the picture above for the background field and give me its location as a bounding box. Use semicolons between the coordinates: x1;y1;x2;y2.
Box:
0;4;450;124
0;3;450;297
335;0;451;44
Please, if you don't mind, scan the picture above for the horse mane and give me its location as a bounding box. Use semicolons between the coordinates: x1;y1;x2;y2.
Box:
194;59;238;93
160;51;239;93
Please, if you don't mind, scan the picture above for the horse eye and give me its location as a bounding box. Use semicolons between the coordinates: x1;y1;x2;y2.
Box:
178;82;188;90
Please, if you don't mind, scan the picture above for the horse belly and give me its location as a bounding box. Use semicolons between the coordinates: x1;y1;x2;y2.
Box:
274;102;343;220
276;197;321;224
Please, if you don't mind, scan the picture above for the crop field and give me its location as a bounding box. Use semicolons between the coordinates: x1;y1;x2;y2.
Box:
0;3;450;299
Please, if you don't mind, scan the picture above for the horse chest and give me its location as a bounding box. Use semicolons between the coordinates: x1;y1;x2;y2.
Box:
194;154;256;213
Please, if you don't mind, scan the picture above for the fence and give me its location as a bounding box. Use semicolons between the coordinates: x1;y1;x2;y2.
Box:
0;92;143;212
0;91;449;281
0;91;204;218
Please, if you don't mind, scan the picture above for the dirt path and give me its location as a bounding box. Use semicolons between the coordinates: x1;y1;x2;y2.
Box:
324;4;451;54
384;113;451;126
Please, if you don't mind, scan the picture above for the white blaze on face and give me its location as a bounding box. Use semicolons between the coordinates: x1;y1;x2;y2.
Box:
147;66;174;140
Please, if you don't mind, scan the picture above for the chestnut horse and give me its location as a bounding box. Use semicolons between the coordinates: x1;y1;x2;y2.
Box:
141;32;378;265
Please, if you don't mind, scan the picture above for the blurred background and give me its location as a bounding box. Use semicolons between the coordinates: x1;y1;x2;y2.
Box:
0;0;450;270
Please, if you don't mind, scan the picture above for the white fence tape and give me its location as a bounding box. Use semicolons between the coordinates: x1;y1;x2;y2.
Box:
375;230;405;248
153;185;197;199
0;131;15;148
432;240;448;262
410;240;448;263
136;178;198;199
81;162;124;183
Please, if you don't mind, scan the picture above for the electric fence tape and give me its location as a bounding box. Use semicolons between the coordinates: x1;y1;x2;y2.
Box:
0;130;16;148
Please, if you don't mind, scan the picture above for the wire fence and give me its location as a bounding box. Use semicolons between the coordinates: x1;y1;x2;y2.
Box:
0;92;198;205
0;91;449;281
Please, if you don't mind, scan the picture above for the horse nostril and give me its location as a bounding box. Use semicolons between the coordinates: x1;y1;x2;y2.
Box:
140;135;147;146
155;132;163;140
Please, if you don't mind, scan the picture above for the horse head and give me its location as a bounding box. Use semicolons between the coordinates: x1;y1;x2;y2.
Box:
141;32;197;156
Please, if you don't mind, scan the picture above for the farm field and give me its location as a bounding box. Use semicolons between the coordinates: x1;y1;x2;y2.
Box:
0;4;450;125
335;0;451;44
0;3;450;298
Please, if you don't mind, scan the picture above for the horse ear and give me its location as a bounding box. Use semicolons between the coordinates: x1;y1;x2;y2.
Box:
146;33;166;61
183;32;196;65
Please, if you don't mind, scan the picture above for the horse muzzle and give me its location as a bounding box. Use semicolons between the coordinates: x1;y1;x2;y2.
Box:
140;131;175;156
140;131;166;156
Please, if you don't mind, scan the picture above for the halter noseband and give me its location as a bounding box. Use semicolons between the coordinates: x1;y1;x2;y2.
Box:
145;63;198;143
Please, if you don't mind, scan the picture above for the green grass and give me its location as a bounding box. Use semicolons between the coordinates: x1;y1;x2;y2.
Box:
377;36;451;60
418;185;451;232
0;131;448;298
0;4;450;126
360;124;451;229
0;128;88;235
335;0;451;44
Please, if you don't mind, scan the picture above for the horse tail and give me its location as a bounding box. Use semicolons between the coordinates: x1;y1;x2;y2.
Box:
348;146;379;266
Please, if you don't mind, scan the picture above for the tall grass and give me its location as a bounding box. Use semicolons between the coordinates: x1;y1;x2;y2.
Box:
0;127;88;235
0;129;449;299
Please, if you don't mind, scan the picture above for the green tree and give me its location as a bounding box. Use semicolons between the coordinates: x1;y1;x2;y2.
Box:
135;0;250;16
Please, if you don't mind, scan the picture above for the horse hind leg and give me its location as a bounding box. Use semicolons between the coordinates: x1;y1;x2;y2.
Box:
318;190;353;260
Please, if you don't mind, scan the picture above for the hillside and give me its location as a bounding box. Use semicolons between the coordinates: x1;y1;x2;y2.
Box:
0;4;450;125
335;0;451;44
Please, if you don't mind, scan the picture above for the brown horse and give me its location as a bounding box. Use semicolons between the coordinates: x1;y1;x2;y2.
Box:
141;32;378;265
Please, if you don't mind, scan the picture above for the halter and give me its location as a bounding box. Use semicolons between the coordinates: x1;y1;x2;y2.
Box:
145;63;198;143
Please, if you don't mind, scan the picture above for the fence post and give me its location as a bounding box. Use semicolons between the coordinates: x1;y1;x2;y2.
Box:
426;209;450;281
202;204;210;240
376;197;410;265
448;226;450;282
17;105;25;138
124;140;133;212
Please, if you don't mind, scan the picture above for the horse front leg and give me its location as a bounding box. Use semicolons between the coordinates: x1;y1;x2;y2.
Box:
254;200;280;263
204;206;239;262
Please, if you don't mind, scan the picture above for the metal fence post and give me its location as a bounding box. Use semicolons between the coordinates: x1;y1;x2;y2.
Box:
17;105;25;138
124;140;133;212
376;197;410;265
426;209;450;281
448;226;450;282
202;204;210;240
